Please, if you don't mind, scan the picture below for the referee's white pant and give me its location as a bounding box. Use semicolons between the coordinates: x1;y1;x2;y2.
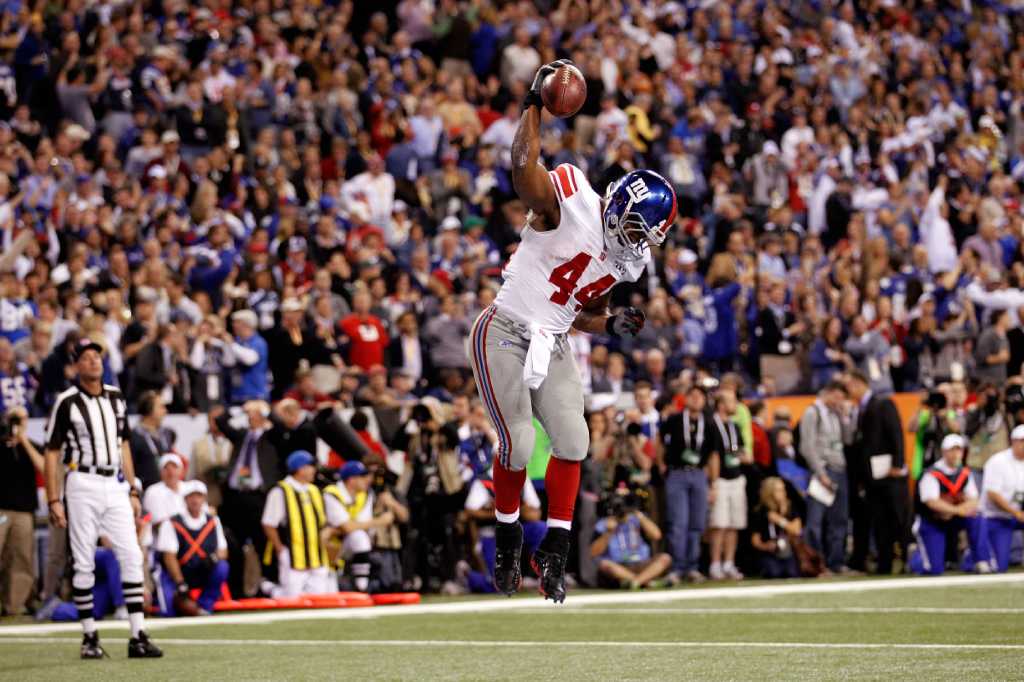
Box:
66;471;145;620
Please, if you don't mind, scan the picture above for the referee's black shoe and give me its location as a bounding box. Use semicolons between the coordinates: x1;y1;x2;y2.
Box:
80;632;108;659
530;527;570;604
127;631;163;658
493;520;523;595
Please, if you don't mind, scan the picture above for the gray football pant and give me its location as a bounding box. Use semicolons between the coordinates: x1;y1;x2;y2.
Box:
467;305;589;471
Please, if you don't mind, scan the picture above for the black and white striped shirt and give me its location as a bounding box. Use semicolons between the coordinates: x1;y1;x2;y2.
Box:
46;384;131;469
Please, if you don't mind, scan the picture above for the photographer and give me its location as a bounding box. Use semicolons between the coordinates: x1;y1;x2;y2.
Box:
366;463;411;593
589;488;672;590
911;390;960;480
400;399;466;591
0;406;43;615
750;477;803;578
604;410;654;492
965;384;1012;483
323;461;408;592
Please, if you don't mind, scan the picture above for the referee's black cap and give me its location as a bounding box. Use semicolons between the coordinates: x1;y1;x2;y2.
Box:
72;338;105;361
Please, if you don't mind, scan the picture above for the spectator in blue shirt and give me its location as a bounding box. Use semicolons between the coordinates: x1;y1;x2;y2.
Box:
225;310;269;403
589;491;672;590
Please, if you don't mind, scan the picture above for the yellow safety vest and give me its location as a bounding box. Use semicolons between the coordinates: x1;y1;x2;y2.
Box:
265;480;327;570
322;484;368;569
323;484;368;522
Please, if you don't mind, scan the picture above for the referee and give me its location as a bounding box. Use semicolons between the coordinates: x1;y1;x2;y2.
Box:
44;339;163;660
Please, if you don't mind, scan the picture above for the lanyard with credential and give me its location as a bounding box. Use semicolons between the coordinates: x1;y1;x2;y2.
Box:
713;414;737;455
682;411;704;451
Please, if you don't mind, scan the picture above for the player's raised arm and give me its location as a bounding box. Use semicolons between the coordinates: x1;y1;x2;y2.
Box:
512;61;567;230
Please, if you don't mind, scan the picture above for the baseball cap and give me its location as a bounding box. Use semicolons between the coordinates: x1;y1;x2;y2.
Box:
440;216;461;232
762;140;780;156
1012;425;1024;442
183;480;208;497
160;130;180;144
72;338;105;361
940;434;965;450
281;297;303;313
231;309;258;328
288;236;307;253
677;249;697;266
286;450;316;473
339;460;369;480
159;453;183;470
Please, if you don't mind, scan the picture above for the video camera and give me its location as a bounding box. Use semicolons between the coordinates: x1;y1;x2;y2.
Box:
372;467;399;493
0;413;22;442
601;487;646;520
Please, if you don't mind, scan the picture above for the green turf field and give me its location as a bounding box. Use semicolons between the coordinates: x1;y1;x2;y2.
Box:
2;574;1022;681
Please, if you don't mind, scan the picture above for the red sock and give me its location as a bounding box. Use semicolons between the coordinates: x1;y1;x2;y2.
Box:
493;458;527;516
544;456;581;523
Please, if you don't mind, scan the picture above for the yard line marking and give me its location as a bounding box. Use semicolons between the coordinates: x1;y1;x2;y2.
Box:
513;607;1024;615
1;573;1021;636
1;637;1023;652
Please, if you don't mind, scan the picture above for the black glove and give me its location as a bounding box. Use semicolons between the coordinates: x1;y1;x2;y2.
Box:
523;59;574;112
606;307;646;338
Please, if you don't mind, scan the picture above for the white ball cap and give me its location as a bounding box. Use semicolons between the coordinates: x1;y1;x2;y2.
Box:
940;434;965;450
1012;424;1024;442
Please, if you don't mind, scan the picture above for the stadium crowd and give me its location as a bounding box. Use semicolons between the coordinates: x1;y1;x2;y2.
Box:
2;0;1024;616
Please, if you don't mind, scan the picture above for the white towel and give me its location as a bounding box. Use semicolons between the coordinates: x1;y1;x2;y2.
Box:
522;323;556;389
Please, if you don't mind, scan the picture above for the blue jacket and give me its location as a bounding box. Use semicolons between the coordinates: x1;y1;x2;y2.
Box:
230;333;269;402
701;283;742;361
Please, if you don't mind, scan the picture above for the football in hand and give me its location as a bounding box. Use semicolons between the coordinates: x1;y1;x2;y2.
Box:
541;64;587;118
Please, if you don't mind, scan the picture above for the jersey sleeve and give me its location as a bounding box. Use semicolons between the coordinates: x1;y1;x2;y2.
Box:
154;519;178;554
261;487;285;527
45;395;72;452
324;492;349;527
918;474;940;503
215;518;228;551
547;164;585;204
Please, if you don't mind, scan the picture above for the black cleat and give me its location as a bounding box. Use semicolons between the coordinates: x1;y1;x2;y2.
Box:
127;631;163;658
80;632;108;660
530;527;571;603
493;521;524;595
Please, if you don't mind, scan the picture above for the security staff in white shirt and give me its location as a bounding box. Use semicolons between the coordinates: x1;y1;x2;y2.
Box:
910;434;990;575
323;461;407;592
142;453;187;536
261;451;333;596
982;425;1024;572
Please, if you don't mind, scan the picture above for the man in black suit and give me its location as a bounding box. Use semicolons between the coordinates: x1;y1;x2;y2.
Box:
845;370;909;574
212;401;282;597
387;311;432;391
128;391;175;489
132;324;191;411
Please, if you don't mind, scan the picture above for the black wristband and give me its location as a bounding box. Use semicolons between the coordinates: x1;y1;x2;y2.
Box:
605;315;618;338
522;91;543;113
48;499;60;507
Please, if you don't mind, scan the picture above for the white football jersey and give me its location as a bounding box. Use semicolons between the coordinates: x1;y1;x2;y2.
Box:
494;164;647;334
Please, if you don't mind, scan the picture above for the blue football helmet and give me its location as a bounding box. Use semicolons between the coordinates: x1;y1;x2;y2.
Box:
602;170;677;262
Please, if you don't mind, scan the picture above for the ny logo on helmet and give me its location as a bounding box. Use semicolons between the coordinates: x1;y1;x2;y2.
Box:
626;178;651;203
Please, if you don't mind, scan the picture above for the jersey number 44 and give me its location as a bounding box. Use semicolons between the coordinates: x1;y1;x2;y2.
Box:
548;252;616;312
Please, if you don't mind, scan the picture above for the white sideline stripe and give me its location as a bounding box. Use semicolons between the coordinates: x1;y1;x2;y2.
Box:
1;572;1021;636
1;637;1022;652
516;607;1024;615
